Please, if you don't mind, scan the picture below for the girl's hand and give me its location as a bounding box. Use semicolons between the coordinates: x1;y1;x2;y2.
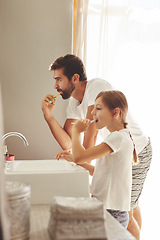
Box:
73;119;90;133
56;150;73;162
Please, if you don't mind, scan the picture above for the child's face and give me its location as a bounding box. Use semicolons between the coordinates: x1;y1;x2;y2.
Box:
91;96;113;130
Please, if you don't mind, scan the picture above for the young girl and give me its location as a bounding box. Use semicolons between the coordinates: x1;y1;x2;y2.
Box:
56;90;137;228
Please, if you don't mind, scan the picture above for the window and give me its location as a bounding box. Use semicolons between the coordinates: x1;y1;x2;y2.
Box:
74;1;160;238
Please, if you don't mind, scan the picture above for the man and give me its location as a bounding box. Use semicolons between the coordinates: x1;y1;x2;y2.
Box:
41;54;112;150
41;54;152;239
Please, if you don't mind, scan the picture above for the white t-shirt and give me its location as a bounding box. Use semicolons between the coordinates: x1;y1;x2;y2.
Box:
67;78;112;119
91;129;133;211
66;78;148;154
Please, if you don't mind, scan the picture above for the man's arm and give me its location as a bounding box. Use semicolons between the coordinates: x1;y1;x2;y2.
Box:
42;96;97;150
41;94;73;150
46;104;98;151
45;116;73;150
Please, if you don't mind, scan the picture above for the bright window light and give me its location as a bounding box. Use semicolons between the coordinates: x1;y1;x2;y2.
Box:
85;2;160;239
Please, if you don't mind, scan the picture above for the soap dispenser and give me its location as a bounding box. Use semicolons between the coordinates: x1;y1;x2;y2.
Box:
3;145;15;171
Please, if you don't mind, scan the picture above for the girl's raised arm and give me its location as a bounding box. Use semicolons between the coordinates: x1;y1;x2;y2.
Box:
72;119;113;164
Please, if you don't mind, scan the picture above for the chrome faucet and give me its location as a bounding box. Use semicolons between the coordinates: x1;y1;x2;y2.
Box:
2;132;29;146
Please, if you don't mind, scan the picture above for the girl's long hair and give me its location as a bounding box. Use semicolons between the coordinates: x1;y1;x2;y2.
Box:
96;90;138;164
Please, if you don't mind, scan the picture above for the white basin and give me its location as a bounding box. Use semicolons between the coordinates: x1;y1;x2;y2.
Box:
6;160;90;204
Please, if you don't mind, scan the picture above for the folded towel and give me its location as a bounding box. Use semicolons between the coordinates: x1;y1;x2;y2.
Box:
48;219;107;240
48;196;107;240
50;196;105;220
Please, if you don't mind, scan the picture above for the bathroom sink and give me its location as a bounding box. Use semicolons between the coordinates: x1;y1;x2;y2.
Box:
5;160;90;204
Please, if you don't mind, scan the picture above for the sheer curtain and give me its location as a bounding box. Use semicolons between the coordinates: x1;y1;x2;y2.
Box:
73;0;89;66
73;0;160;239
74;0;160;80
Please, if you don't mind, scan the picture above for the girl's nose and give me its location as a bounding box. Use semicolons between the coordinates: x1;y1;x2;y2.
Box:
91;109;95;116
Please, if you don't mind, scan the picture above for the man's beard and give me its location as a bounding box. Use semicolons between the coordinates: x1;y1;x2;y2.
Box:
58;83;75;100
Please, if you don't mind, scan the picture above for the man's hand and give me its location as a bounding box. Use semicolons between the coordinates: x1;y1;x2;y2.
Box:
41;94;57;120
56;150;73;162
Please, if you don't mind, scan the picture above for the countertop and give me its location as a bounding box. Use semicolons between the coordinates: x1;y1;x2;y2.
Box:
30;205;136;240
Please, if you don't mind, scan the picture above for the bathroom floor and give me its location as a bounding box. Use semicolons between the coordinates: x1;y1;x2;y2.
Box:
30;205;50;240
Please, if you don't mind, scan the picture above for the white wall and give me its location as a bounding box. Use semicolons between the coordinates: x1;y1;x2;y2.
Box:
0;0;73;159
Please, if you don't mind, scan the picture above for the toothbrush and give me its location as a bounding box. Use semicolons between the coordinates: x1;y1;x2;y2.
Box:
49;93;60;103
53;93;60;99
71;120;95;125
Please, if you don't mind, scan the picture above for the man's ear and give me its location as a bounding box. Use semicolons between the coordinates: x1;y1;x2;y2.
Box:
112;108;121;118
72;74;80;83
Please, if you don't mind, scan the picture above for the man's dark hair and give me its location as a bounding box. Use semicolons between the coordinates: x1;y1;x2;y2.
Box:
49;54;87;81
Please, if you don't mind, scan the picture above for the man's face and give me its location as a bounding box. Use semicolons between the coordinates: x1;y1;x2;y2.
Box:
53;68;75;99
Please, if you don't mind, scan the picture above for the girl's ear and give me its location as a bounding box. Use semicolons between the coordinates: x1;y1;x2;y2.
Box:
112;108;121;119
